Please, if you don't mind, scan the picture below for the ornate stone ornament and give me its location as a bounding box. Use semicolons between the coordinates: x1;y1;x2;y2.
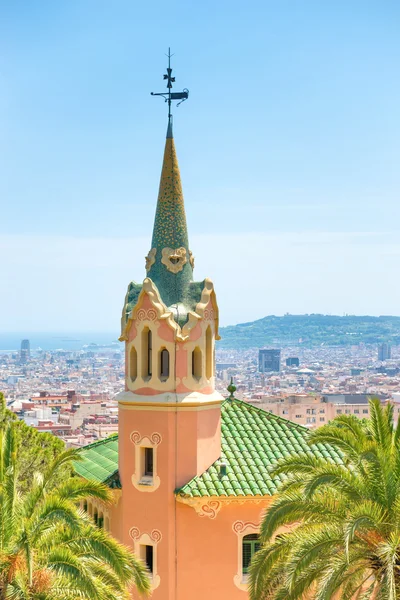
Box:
161;247;187;274
189;250;195;269
145;248;157;272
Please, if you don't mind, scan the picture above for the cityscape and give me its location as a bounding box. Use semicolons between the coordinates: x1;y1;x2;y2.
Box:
2;337;399;445
1;2;399;599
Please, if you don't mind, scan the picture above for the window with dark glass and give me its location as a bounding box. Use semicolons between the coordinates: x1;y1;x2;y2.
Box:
144;447;154;477
160;348;170;379
145;545;153;573
147;330;152;376
192;347;202;379
242;534;260;574
141;328;152;378
205;326;213;379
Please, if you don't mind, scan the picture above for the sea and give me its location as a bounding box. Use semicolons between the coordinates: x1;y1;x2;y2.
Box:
0;332;122;353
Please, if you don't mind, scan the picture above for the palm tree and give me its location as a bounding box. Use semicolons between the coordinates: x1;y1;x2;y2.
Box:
250;398;400;600
0;418;150;600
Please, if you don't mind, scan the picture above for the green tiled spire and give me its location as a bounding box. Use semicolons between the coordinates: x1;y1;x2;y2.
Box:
146;122;193;308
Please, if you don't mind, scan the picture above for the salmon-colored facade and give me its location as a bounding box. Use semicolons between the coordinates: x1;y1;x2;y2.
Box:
104;118;274;599
78;108;280;599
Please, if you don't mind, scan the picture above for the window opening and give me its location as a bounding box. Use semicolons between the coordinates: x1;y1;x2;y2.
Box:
130;346;137;381
144;447;154;477
206;326;213;379
192;347;202;380
160;348;170;379
141;328;152;378
145;545;153;573
242;534;260;574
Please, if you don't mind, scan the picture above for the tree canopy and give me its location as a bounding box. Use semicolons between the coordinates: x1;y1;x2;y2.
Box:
250;398;400;600
0;394;71;493
0;393;150;599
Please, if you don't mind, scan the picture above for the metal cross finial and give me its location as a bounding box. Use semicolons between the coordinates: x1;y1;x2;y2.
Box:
151;48;189;129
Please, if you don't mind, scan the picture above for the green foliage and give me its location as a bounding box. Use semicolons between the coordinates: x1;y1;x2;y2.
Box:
0;394;151;600
219;314;400;348
250;398;400;600
0;393;71;493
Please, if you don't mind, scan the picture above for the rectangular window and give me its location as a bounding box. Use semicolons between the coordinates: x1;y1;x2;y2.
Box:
282;409;288;415
354;409;359;414
306;409;311;414
345;409;350;414
242;535;260;574
295;415;301;419
337;410;342;414
140;545;154;574
145;545;153;573
363;409;368;414
144;448;154;477
319;409;325;414
311;409;316;415
320;417;325;422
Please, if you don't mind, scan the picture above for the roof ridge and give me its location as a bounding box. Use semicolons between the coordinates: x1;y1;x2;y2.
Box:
76;434;118;453
223;396;309;432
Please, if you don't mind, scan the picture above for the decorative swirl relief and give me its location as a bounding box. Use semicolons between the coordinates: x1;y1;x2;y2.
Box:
129;526;140;541
145;248;157;272
136;308;157;322
198;500;221;519
129;526;162;543
203;308;215;321
130;431;162;446
151;529;162;543
232;520;259;534
161;247;187;274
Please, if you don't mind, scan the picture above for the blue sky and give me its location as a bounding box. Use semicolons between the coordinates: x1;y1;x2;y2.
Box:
0;1;399;332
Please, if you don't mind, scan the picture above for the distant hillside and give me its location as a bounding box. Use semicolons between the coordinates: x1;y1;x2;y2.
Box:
218;314;400;349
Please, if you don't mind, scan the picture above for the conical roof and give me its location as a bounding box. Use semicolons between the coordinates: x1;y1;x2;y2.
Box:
146;121;193;308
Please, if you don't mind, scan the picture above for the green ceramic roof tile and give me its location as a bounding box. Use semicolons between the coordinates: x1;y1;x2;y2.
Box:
75;398;341;498
75;436;120;487
176;398;342;499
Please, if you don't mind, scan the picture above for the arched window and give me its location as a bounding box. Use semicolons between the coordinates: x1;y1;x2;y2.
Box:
93;507;98;525
130;346;137;381
242;534;260;574
141;328;152;378
83;500;88;512
206;326;213;380
159;348;170;380
192;347;202;380
98;512;104;529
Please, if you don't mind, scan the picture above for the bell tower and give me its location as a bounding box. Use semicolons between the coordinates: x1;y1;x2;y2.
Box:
116;52;222;596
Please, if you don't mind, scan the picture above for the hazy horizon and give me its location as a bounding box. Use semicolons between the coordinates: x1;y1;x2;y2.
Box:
1;2;399;331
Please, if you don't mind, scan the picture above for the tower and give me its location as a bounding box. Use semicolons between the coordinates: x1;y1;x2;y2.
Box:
20;339;30;363
116;52;222;595
258;348;281;373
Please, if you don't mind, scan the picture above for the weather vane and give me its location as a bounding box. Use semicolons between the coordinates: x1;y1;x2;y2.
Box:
151;48;189;127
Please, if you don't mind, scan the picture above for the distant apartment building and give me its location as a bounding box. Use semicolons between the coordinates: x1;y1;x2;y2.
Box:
378;343;391;361
20;339;30;363
248;393;389;429
259;349;281;373
286;357;300;367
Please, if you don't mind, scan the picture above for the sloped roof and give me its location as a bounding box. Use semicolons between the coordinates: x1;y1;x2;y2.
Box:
176;398;342;498
75;399;342;498
75;436;119;487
